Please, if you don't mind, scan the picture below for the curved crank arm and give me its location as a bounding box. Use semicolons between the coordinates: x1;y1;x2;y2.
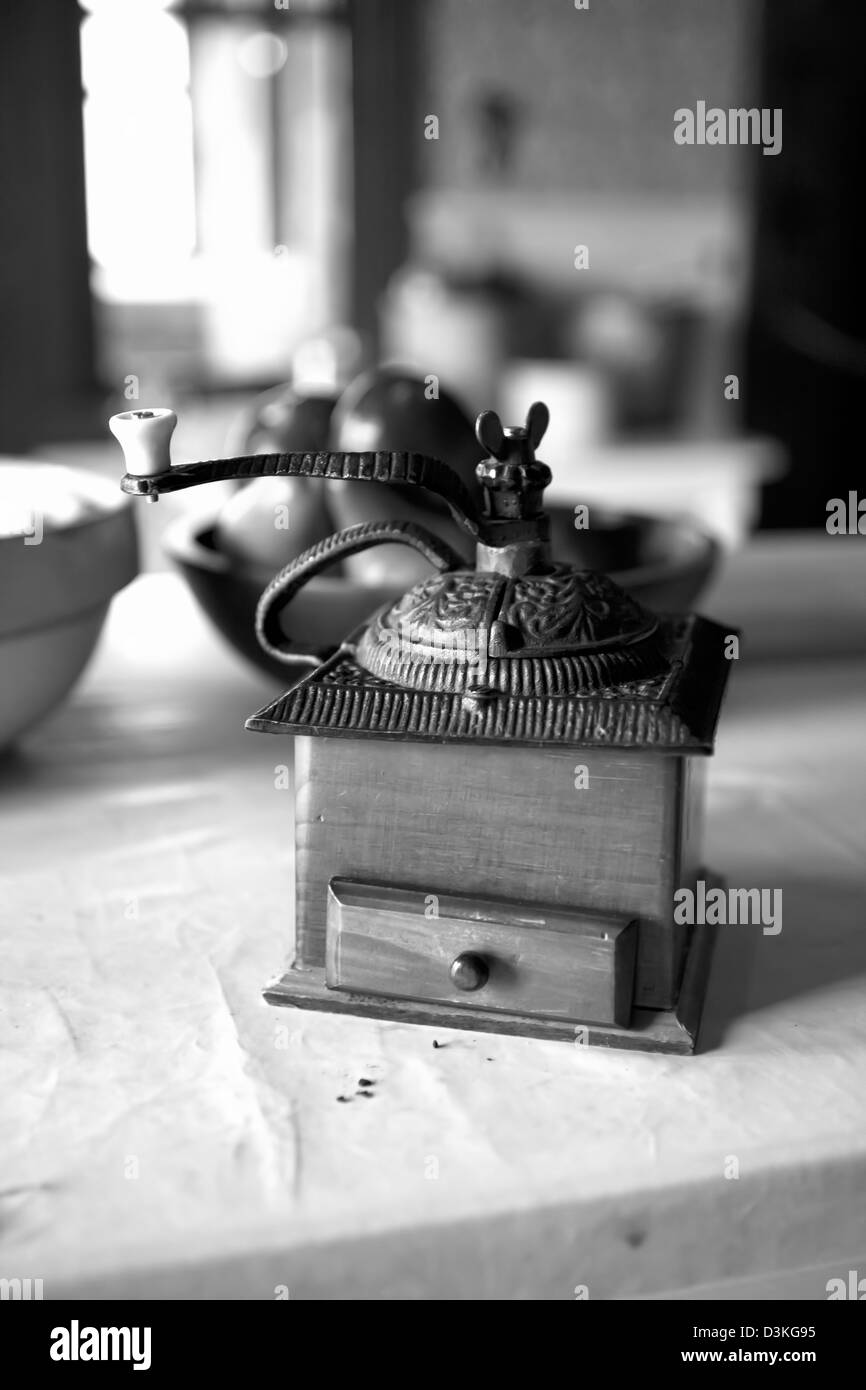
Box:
110;408;482;539
255;520;464;667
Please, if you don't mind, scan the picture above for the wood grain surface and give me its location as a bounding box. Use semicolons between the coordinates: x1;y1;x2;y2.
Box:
295;736;696;1008
324;878;637;1027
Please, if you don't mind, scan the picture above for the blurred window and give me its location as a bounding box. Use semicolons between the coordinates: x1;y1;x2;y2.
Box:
80;0;352;384
81;0;197;281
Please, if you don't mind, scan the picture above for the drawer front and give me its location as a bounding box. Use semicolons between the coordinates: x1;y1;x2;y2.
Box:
325;879;636;1028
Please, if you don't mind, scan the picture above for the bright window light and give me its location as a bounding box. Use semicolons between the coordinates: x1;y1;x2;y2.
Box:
81;2;197;275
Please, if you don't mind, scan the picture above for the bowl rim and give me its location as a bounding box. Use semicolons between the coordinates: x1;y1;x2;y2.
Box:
164;505;720;594
0;461;133;543
0;463;138;640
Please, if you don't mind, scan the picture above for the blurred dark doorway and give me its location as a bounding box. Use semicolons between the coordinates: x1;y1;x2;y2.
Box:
747;0;866;528
0;0;95;453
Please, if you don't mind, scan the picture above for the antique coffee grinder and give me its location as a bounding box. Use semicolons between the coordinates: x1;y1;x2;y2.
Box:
111;402;733;1053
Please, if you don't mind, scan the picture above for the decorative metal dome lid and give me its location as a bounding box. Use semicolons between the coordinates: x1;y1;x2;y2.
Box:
113;397;735;751
355;564;665;697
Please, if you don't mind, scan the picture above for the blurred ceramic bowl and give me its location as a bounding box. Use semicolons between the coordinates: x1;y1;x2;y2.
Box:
0;463;138;748
164;506;718;681
548;505;720;611
163;515;399;682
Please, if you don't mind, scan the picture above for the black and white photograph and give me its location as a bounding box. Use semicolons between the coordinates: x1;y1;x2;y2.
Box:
1;0;864;1337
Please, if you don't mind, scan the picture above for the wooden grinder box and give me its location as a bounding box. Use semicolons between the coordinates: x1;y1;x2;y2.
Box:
114;400;733;1053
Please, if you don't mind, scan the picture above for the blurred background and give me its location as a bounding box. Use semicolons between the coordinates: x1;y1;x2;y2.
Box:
2;0;862;514
2;1;866;1302
1;0;864;660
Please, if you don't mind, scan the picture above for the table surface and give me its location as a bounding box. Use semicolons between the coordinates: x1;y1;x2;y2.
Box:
2;536;865;1300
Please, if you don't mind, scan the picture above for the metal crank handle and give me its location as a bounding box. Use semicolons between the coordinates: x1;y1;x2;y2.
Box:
109;407;482;538
255;520;464;667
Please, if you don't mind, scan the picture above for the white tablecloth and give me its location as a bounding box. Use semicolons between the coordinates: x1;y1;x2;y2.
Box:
1;539;865;1299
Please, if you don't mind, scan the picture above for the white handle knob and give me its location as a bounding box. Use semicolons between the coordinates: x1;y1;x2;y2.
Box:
109;408;177;478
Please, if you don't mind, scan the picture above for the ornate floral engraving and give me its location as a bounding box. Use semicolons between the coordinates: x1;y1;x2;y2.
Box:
378;572;502;644
502;568;655;650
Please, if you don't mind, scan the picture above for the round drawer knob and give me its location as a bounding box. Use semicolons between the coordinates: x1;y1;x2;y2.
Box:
449;952;489;992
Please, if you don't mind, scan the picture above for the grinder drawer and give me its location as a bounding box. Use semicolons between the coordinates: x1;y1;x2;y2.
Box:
325;879;636;1028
